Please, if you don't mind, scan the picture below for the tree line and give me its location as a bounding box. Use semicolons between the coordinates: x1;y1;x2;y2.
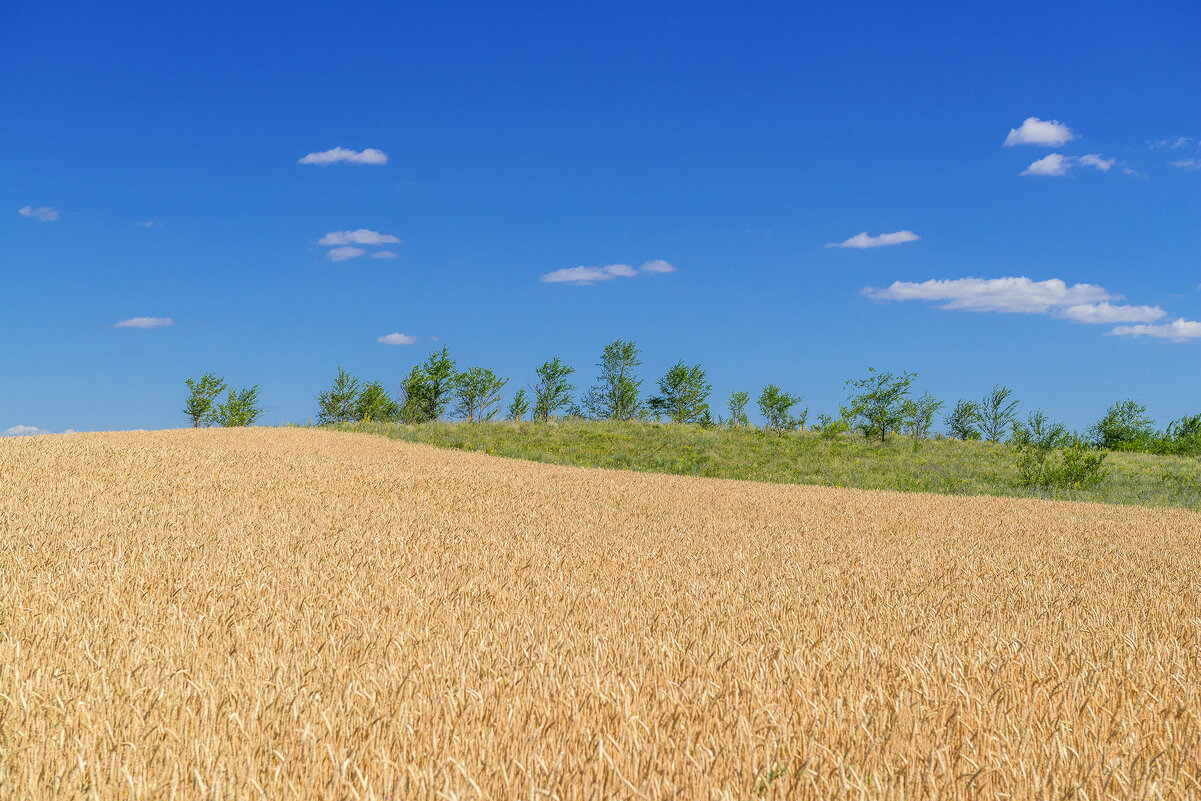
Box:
182;339;1201;465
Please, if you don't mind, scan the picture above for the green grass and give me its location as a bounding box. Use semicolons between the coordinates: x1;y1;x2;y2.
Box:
333;419;1201;510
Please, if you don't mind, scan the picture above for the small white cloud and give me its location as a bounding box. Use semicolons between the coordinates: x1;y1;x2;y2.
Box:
541;264;636;285
4;424;49;436
318;229;401;246
371;250;398;259
1122;167;1145;177
1077;154;1115;172
1170;159;1200;172
327;246;366;262
863;276;1114;314
1056;302;1166;324
135;220;163;228
1111;318;1201;341
19;205;59;222
1004;117;1076;147
115;316;175;329
827;230;920;249
641;259;677;274
1021;153;1072;176
377;332;418;345
298;147;388;166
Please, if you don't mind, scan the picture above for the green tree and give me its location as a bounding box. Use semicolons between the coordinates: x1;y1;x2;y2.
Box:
945;399;982;441
1088;399;1156;451
507;387;530;421
355;381;400;422
316;366;361;425
1012;410;1106;489
980;385;1019;442
727;391;750;428
214;385;263;427
845;368;915;443
757;385;803;431
454;367;508;422
583;339;644;420
532;357;576;421
902;391;945;442
649;361;712;424
399;347;458;423
182;372;226;427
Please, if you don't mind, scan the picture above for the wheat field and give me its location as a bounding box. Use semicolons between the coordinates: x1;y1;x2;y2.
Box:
1;428;1199;799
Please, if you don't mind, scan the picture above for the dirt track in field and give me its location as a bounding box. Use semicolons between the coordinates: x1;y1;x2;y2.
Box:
1;427;1199;799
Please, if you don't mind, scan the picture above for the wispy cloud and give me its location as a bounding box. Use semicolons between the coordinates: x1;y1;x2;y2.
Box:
1170;159;1200;172
1004;117;1076;147
827;230;920;249
541;260;677;285
1055;302;1166;324
18;205;58;222
318;229;401;246
1111;319;1201;341
136;220;164;228
863;277;1112;314
377;332;418;345
371;250;398;259
299;147;388;166
4;424;49;436
1151;137;1194;149
115;316;175;329
1077;154;1115;172
327;246;366;262
1021;153;1072;176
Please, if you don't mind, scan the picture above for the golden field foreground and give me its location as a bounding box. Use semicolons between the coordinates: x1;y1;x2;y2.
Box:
1;429;1199;800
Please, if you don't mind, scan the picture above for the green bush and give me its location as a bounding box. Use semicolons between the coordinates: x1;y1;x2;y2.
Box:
1012;411;1106;489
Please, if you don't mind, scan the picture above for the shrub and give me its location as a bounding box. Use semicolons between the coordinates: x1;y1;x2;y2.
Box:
945;399;982;441
980;385;1018;442
1165;414;1201;456
727;391;750;428
1012;410;1106;489
400;347;458;423
356;381;400;422
1088;399;1156;451
757;385;803;432
214;385;264;427
649;361;712;424
583;339;644;421
507;388;530;421
183;372;226;428
902;391;944;445
454;367;508;422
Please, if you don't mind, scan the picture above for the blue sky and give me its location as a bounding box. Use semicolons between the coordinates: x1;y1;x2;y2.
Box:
4;0;1199;434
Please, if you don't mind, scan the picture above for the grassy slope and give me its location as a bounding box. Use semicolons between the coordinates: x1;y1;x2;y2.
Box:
335;419;1201;509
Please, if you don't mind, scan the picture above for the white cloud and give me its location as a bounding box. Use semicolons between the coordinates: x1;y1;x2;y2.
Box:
1004;117;1076;147
1077;154;1115;172
1170;159;1200;172
4;424;49;436
826;230;920;249
1021;153;1072;176
377;332;418;345
327;246;366;262
371;250;398;259
318;229;401;246
115;316;175;329
135;220;163;228
1122;167;1145;177
298;147;388;166
1111;318;1201;341
863;276;1113;314
1055;302;1166;324
19;205;59;222
640;259;677;274
541;264;635;285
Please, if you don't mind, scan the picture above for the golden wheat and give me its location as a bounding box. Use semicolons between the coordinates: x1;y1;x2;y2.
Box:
1;428;1198;799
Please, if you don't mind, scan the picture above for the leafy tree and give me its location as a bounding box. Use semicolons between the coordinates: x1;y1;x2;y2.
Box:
316;366;361;425
980;384;1019;442
454;366;508;422
532;357;576;421
649;361;712;424
399;347;458;423
1012;410;1106;489
757;384;803;431
183;372;226;427
727;391;750;428
844;368;915;443
355;381;400;422
507;387;530;421
945;399;983;441
1088;399;1156;451
902;391;945;442
1165;413;1201;456
214;385;263;427
583;339;644;420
